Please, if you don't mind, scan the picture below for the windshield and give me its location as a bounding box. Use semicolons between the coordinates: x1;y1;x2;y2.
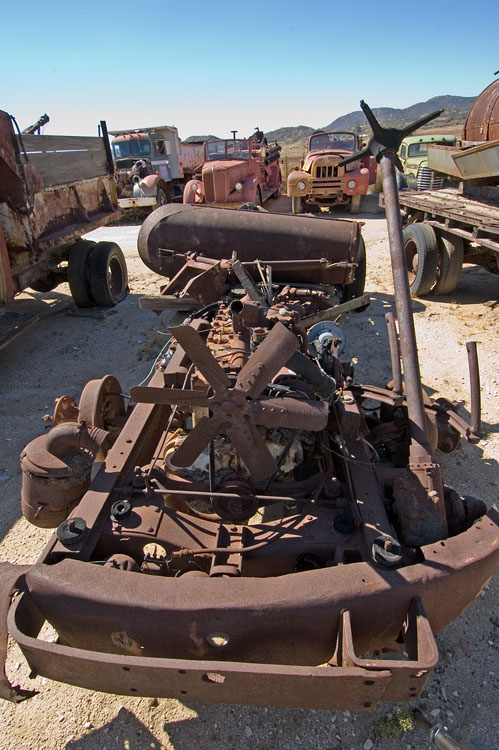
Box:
309;132;356;152
205;140;250;160
112;139;152;159
407;140;454;158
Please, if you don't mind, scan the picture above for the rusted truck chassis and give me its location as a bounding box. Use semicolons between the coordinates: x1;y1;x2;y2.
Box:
0;111;127;345
0;205;497;710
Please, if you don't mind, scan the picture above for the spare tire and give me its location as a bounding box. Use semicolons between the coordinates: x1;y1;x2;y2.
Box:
403;223;438;296
88;242;128;307
67;239;97;308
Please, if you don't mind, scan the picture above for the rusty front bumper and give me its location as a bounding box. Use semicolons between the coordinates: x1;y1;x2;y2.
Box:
3;506;498;709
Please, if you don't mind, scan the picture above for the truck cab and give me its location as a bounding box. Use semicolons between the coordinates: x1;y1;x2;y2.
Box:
183;134;281;208
397;134;457;190
111;126;204;210
287;131;376;214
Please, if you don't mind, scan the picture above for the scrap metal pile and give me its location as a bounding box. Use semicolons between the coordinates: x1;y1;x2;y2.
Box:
1;202;498;711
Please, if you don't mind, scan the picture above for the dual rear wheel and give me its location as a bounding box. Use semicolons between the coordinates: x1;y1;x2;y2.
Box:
68;240;128;308
403;223;463;297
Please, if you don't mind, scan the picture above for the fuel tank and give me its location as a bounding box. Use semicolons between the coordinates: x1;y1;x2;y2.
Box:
137;204;361;286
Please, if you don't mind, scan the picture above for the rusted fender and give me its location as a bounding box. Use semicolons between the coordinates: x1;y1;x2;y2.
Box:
137;204;361;285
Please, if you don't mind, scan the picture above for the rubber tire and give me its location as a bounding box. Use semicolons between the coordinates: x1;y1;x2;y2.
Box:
273;184;281;199
338;235;367;310
67;239;97;308
350;194;361;214
291;196;302;215
254;187;263;207
156;186;168;206
88;241;128;307
403;223;439;297
433;232;464;295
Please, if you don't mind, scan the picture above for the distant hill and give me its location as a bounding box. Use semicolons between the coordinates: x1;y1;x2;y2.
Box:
184;135;219;142
264;125;315;144
324;95;475;132
264;95;476;149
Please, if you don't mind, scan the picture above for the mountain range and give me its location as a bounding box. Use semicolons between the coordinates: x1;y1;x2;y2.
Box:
264;95;476;145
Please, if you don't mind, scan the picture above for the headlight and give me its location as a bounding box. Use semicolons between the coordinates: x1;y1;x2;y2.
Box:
347;180;356;189
191;183;199;192
234;182;243;191
298;181;306;191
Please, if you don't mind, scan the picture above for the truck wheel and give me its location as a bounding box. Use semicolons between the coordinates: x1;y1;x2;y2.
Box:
273;185;281;199
291;196;302;215
350;194;361;214
157;187;168;206
433;232;464;295
255;187;263;206
89;242;128;307
403;223;438;296
337;236;368;310
67;239;97;308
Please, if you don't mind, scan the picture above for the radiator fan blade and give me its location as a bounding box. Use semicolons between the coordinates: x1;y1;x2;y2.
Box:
235;322;298;399
249;397;329;430
227;422;277;480
170;325;231;392
170;415;225;468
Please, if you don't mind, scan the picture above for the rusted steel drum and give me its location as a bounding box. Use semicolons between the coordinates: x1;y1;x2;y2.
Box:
137;204;361;285
464;79;499;142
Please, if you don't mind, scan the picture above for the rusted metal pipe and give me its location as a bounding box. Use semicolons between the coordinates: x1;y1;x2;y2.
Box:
385;311;402;395
465;341;481;438
380;153;431;460
45;422;108;457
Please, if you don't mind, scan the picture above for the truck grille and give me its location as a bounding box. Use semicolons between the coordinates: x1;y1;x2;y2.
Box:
417;166;444;191
315;165;335;178
203;171;227;202
310;178;342;193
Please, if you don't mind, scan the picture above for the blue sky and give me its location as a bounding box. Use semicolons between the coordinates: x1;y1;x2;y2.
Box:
2;1;498;139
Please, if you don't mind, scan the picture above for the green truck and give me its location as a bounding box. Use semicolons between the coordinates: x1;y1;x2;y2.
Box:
397;133;456;190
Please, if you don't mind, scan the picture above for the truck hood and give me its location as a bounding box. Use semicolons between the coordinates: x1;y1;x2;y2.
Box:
304;150;352;172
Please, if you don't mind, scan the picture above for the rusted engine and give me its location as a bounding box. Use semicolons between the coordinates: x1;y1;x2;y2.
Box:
1;205;498;711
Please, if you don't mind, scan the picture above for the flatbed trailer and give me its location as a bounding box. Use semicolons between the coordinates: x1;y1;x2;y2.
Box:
384;185;499;295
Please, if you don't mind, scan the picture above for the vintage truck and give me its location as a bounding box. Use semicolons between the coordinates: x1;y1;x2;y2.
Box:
393;79;499;295
396;133;457;190
287;131;377;214
183;134;281;208
0;111;128;347
111;126;205;212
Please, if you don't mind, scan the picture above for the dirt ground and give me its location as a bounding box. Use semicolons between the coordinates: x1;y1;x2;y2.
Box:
0;198;498;750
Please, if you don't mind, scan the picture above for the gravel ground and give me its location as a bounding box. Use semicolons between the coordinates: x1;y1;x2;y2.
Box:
0;199;498;749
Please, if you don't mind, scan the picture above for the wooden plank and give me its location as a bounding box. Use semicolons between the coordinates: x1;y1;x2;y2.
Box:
139;295;199;312
20;134;105;153
17;134;109;187
399;190;499;230
25;150;108;187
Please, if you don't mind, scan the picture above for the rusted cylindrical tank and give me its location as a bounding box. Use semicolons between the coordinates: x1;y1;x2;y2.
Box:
464;79;499;142
138;204;361;286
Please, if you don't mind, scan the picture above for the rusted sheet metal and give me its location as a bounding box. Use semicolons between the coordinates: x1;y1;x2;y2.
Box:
138;204;360;285
464;78;499;142
6;513;498;707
